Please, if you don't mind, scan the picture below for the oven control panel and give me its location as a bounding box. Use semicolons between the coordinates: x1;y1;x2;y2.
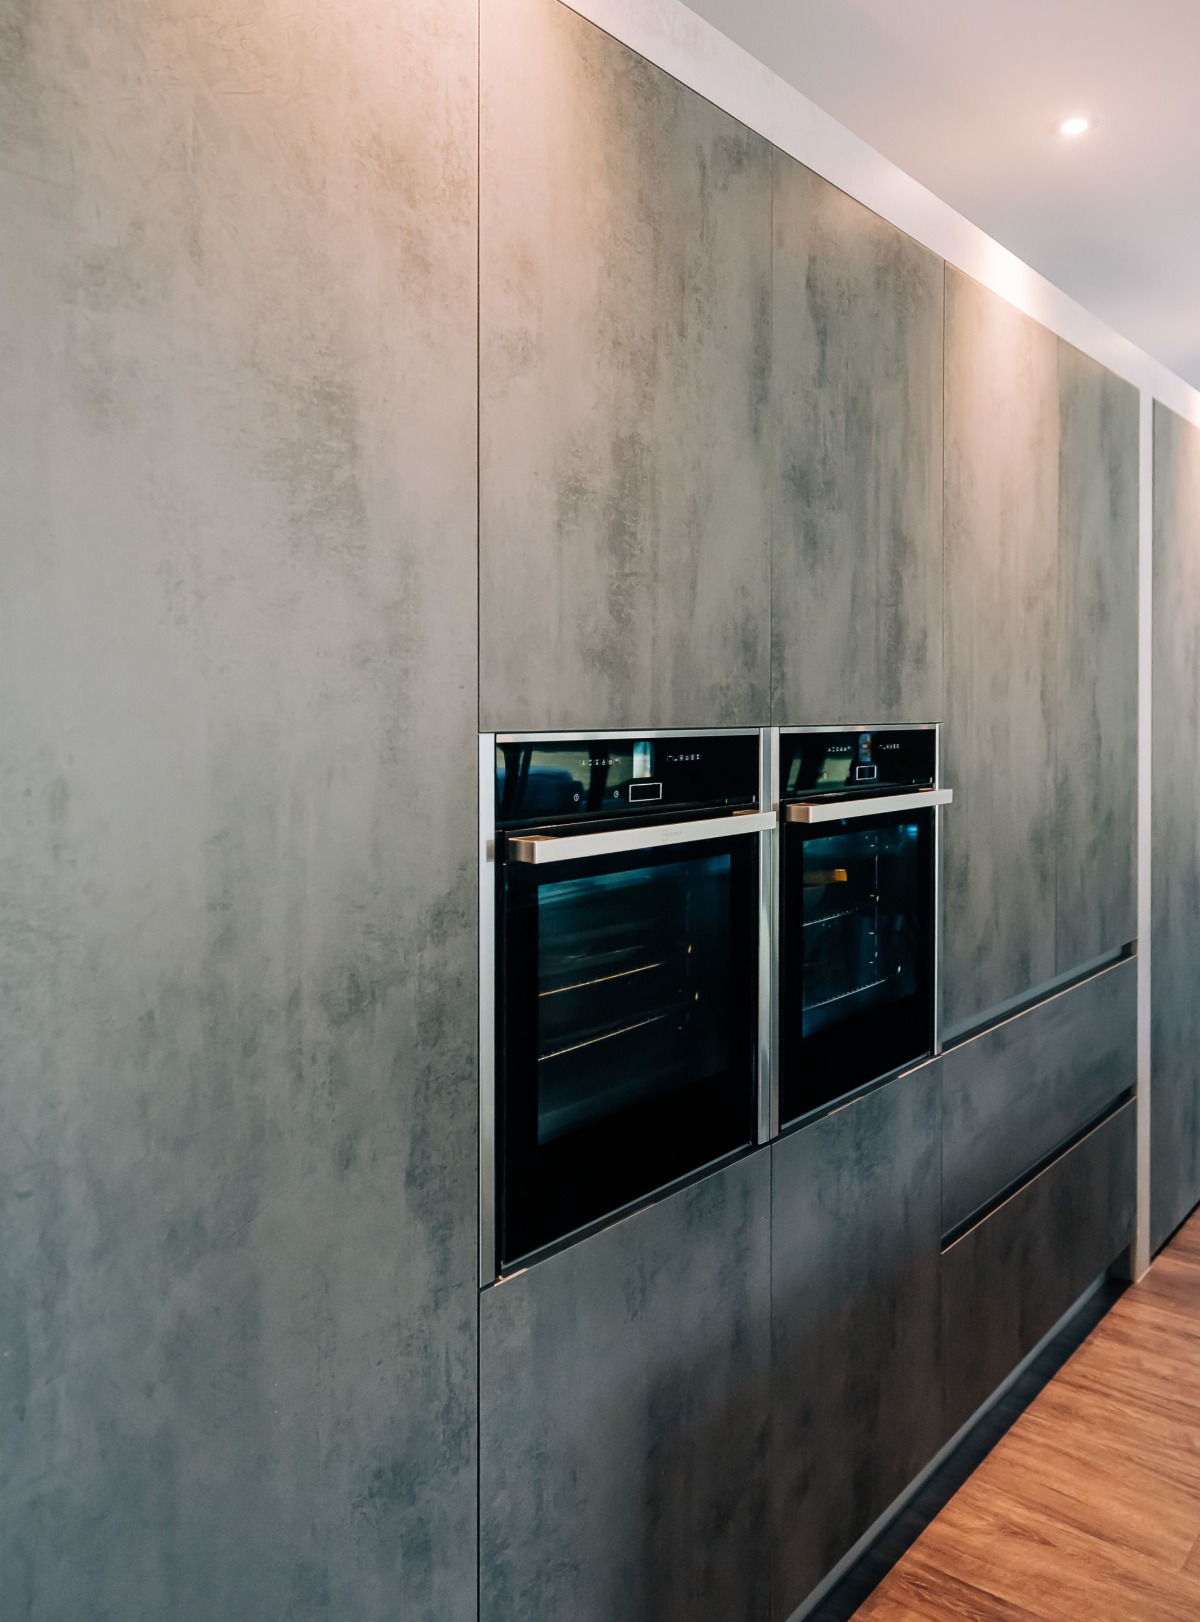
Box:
495;733;759;829
782;727;936;801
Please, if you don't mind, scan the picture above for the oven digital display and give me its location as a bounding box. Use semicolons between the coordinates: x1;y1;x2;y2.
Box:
783;729;935;800
494;734;758;828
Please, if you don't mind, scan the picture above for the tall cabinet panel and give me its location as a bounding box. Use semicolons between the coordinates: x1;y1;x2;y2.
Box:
770;1069;943;1616
479;1157;771;1622
1055;344;1139;974
480;0;773;732
942;270;1060;1038
770;156;944;726
1152;403;1200;1250
0;1;480;1616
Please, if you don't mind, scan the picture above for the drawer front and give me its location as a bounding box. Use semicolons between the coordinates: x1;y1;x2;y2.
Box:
942;958;1136;1235
942;1098;1135;1436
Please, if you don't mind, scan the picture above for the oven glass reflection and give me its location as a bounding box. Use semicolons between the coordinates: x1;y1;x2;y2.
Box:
536;856;733;1144
801;824;920;1038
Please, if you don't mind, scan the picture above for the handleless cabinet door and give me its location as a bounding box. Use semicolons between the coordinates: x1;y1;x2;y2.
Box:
1056;343;1139;975
942;270;1059;1038
480;0;772;733
480;1155;771;1622
770;1067;943;1616
771;156;944;727
0;4;480;1616
1152;403;1200;1250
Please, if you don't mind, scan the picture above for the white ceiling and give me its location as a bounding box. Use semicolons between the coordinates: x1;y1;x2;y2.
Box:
682;0;1200;387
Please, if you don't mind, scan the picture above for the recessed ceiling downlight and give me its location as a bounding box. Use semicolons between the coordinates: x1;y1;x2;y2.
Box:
1057;115;1093;138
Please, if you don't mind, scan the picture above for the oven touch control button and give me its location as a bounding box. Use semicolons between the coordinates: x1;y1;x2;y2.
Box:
629;781;664;803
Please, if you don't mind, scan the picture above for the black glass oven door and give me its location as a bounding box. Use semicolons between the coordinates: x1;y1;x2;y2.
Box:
497;831;758;1270
780;807;933;1127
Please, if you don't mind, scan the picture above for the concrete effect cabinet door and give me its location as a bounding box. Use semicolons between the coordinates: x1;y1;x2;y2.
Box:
769;1067;943;1616
770;155;944;727
943;274;1140;1040
1152;403;1200;1251
479;1156;771;1622
941;270;1060;1038
480;0;772;732
1055;342;1138;975
0;3;481;1617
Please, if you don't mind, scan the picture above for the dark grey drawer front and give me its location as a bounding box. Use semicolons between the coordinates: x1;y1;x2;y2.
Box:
942;958;1136;1235
943;1098;1135;1436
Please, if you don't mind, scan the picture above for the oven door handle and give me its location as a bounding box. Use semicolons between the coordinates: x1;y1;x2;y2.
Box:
507;810;777;865
786;788;953;824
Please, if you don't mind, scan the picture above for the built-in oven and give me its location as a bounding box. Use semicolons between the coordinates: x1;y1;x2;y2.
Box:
777;726;952;1131
480;731;775;1282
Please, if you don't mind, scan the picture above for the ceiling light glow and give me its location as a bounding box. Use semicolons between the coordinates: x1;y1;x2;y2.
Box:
1057;115;1092;138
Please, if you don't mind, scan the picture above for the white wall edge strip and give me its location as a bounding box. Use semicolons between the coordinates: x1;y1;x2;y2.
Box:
1135;392;1153;1277
558;0;1200;428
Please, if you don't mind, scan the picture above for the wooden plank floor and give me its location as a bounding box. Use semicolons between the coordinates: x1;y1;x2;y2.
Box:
856;1210;1200;1620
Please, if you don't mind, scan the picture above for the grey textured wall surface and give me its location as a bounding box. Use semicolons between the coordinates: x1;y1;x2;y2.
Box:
1152;403;1200;1251
942;269;1059;1038
1055;343;1139;974
479;1156;771;1622
770;154;944;727
0;3;479;1619
480;0;773;733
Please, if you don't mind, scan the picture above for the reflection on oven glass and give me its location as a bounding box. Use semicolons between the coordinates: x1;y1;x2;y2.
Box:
535;855;732;1144
801;824;919;1039
496;750;588;819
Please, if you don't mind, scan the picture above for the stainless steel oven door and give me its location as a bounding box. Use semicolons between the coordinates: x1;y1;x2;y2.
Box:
779;795;946;1129
494;812;772;1274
